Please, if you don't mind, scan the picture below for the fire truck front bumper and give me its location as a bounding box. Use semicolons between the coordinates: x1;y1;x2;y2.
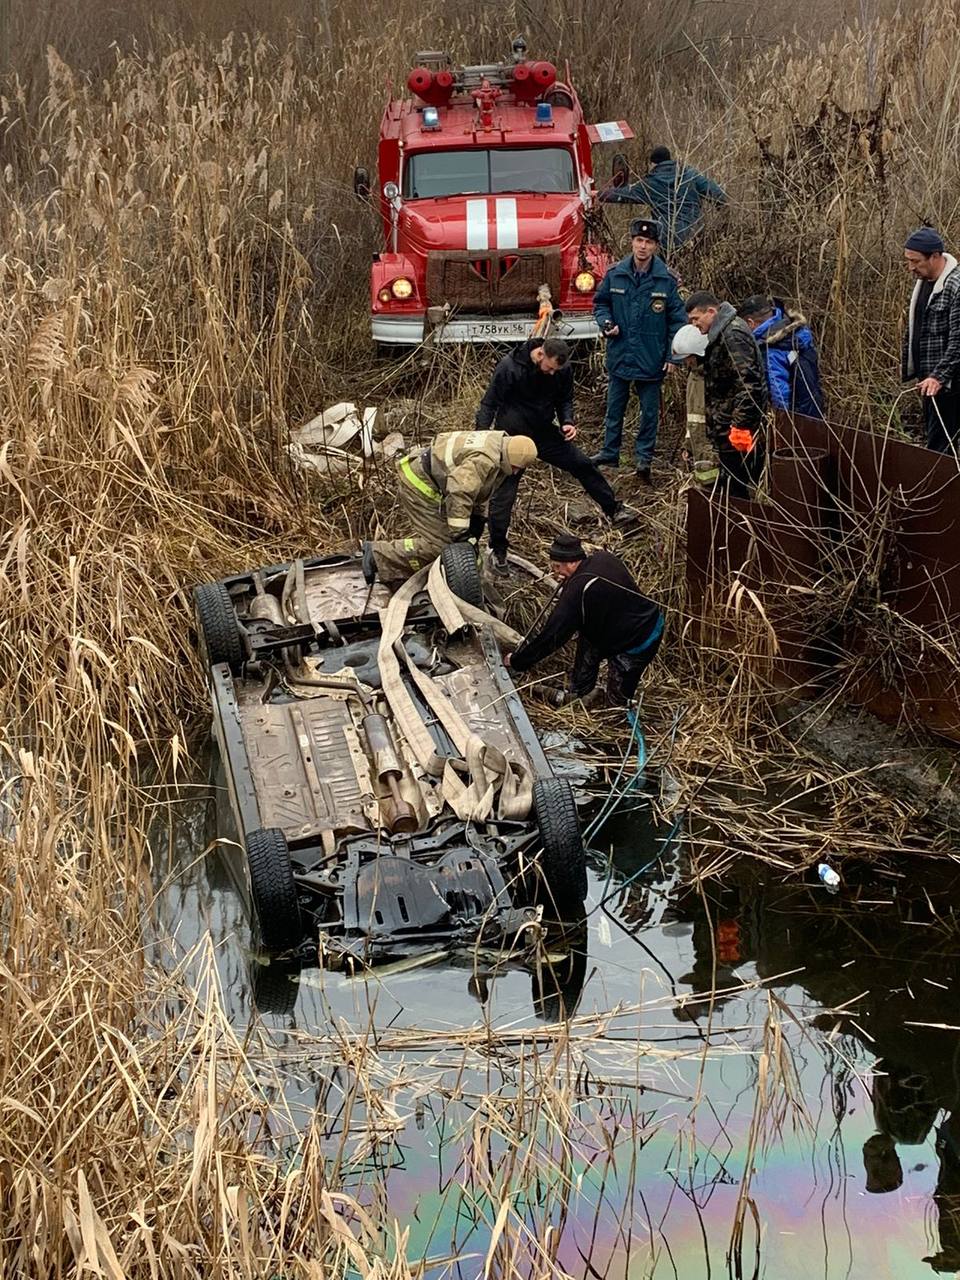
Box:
372;312;601;346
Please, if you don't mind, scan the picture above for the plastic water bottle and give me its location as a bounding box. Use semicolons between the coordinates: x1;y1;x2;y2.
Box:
817;863;841;891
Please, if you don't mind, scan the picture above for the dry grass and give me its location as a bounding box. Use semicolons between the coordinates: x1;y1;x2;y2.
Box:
0;2;957;1274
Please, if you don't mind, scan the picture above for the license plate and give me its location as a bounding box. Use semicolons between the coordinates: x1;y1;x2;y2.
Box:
464;320;527;339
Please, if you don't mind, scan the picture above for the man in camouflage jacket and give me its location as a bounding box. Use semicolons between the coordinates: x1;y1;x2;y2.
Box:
685;291;768;499
364;430;537;583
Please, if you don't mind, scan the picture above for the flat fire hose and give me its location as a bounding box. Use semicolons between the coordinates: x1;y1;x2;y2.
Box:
376;560;533;821
424;558;532;820
377;568;445;777
398;643;532;822
425;557;523;649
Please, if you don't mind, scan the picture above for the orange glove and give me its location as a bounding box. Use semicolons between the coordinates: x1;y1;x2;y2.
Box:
728;426;756;454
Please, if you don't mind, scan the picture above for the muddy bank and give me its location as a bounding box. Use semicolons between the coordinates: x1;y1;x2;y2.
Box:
777;699;960;838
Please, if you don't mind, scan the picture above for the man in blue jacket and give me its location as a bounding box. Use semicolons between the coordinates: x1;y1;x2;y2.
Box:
591;218;687;484
601;146;726;256
738;295;826;420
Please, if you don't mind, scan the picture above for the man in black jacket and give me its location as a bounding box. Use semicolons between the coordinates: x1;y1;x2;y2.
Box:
477;337;630;571
505;533;663;706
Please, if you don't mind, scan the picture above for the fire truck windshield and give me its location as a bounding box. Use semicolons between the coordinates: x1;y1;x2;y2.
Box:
402;148;576;199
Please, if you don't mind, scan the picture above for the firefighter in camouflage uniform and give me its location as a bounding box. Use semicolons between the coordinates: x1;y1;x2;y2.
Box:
363;430;538;583
684;291;769;499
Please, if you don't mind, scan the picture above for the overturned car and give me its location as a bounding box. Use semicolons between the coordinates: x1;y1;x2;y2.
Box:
193;544;588;998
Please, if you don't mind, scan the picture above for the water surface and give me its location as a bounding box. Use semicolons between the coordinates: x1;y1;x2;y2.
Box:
151;756;960;1278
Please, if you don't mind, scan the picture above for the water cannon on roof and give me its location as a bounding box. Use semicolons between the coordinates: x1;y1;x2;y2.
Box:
406;65;455;108
406;42;558;109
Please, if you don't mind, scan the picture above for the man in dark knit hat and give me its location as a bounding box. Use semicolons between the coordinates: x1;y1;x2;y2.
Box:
505;534;663;706
902;226;960;455
600;145;727;255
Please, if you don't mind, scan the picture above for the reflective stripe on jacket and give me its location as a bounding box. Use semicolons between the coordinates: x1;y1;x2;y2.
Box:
399;430;510;531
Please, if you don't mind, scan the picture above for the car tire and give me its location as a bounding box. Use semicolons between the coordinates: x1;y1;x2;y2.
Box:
194;581;245;672
532;777;588;912
374;341;406;361
246;827;302;953
249;958;300;1017
531;923;588;1022
440;541;484;608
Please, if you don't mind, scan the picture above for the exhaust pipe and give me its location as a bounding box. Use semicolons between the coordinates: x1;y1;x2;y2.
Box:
362;713;418;834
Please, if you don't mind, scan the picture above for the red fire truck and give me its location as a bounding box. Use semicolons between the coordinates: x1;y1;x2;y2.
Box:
355;39;632;350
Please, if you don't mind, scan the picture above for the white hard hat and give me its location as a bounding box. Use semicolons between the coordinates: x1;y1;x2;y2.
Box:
672;323;708;359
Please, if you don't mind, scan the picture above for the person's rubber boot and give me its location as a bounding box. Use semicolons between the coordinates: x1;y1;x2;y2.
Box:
591;451;619;468
611;502;637;526
635;466;653;487
361;540;377;585
492;550;509;576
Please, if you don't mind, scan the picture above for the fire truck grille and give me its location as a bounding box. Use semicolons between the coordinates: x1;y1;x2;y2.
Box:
425;249;562;314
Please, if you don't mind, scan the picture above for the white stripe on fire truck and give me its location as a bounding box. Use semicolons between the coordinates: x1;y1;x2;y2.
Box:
494;198;519;250
465;199;489;251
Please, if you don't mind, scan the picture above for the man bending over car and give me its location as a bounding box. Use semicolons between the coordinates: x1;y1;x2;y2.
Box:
363;430;537;584
476;335;633;572
505;533;664;708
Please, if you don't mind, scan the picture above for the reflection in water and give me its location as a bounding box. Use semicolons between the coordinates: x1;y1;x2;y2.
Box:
148;748;960;1278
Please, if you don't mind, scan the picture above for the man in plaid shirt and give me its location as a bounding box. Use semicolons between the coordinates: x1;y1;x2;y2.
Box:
902;227;960;455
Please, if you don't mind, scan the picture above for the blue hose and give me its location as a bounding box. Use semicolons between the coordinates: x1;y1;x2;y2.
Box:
583;706;647;843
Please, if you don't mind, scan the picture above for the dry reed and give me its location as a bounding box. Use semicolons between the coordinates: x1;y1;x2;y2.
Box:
0;3;958;1274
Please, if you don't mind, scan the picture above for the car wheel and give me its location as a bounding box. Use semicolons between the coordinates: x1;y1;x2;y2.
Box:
531;923;588;1022
374;341;407;361
249;958;300;1017
440;541;484;608
194;581;244;672
532;777;588;913
245;827;302;953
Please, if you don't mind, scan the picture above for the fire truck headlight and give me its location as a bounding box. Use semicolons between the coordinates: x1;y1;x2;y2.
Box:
574;271;596;293
390;277;414;300
378;287;392;304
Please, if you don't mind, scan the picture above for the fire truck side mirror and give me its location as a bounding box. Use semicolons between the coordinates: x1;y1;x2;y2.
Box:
353;167;371;200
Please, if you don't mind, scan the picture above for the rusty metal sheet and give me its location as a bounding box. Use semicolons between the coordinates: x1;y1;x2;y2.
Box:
302;563;391;624
688;411;960;740
241;695;374;840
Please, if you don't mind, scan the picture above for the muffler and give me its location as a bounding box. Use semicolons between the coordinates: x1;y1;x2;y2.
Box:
362;713;418;834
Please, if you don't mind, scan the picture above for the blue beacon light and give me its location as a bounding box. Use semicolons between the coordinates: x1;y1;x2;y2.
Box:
422;106;441;130
535;102;553;126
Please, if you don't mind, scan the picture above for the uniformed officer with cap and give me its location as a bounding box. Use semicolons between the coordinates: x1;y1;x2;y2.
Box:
591;217;686;485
